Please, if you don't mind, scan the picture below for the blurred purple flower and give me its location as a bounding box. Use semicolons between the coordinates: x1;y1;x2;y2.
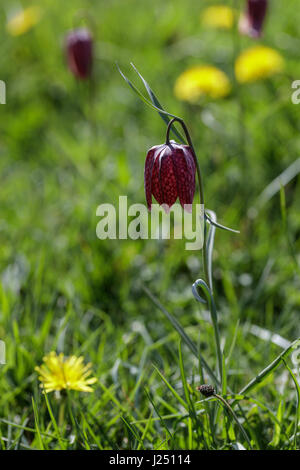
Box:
66;28;93;79
240;0;268;38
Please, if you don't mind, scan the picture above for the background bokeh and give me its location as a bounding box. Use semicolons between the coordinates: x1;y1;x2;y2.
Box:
0;0;299;450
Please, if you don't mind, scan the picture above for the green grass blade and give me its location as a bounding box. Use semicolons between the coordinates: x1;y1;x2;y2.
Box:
257;157;300;208
43;392;65;449
31;397;44;450
178;341;197;418
214;394;253;450
130;63;186;144
145;388;173;442
237;337;300;401
192;279;223;384
282;358;300;449
137;410;153;451
154;365;188;411
205;212;240;234
226;320;240;367
121;416;143;449
142;284;220;387
270;399;283;447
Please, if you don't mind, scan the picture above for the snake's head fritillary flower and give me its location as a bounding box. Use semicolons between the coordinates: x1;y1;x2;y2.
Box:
239;0;268;38
201;6;235;30
144;141;196;213
174;66;231;103
35;352;97;393
235;45;284;83
66;28;93;80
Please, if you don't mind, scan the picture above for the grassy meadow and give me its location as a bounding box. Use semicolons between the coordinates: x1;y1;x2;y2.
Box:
0;0;300;450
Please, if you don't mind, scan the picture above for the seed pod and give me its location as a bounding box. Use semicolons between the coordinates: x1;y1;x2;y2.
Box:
197;384;215;397
144;140;196;212
66;28;93;79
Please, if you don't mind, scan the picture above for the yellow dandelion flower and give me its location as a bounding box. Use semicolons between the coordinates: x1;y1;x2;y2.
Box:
174;65;231;103
201;6;235;30
235;46;284;83
35;352;97;393
6;6;41;37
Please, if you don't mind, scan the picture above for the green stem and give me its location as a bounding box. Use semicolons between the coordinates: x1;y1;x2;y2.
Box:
166;118;209;284
214;393;252;449
166;118;223;384
210;296;223;384
87;74;97;168
231;0;248;194
58;398;66;428
233;337;300;406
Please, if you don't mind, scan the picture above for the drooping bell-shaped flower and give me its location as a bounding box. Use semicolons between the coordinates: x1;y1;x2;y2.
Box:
239;0;268;38
66;28;93;79
144;140;196;212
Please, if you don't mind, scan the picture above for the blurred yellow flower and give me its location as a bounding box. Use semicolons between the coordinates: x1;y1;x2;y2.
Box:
235;46;284;83
201;6;235;30
174;65;231;102
35;352;97;393
6;6;41;37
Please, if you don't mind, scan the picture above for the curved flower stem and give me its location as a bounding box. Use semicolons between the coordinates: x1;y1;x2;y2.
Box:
214;393;253;449
166;118;223;385
166;117;209;284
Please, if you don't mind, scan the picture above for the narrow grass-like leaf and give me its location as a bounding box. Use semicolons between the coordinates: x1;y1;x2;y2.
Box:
178;341;198;449
43;392;65;449
192;279;223;384
156;395;178;415
81;420;91;450
282;358;300;449
188;417;193;449
178;341;198;420
257;157;300;208
154;365;188;411
222;355;227;397
130;63;186;143
80;411;103;450
205;212;240;234
214;394;252;449
0;418;68;442
142;283;220;387
236;337;300;402
31;397;44;450
226;320;240;367
270;399;283;447
9;418;29;450
145;388;173;442
121;416;143;449
118;64;176;118
201;394;285;431
137;410;153;451
280;184;299;271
